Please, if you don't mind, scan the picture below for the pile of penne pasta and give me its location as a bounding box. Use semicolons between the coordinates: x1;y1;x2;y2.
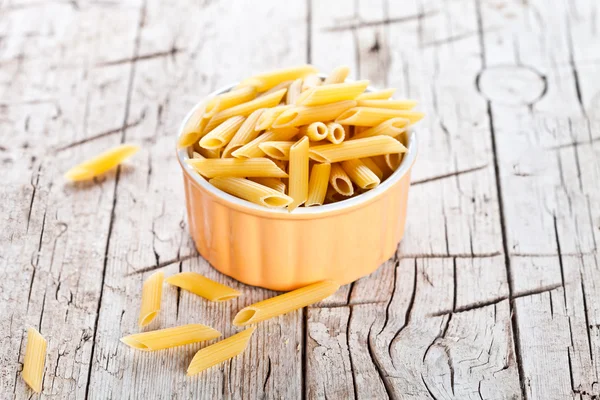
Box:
180;65;423;211
21;273;339;392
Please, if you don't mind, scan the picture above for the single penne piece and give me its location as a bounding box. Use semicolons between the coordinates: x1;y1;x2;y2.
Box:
121;324;221;351
249;177;286;193
298;122;328;141
64;144;139;181
385;152;404;171
306;163;331;206
335;107;424;126
325;122;345;144
360;157;384;180
329;163;354;196
296;80;368;106
272;100;356;128
139;271;164;327
233;280;340;326
210;177;293;208
302;74;321;91
255;105;292;131
22;328;47;393
187;327;256;376
309;136;407;163
355;88;396;100
232;127;299;158
204;89;287;132
288;136;309;211
286;78;303;105
258;80;294;97
323;65;350;84
222;109;265;158
237;65;318;92
208;86;257;113
351;117;409;140
199;115;246;150
356;99;417;110
197;146;221;159
179;105;209;147
341;159;381;189
372;155;393;176
258;141;294;160
325;186;348;203
186;158;288;178
167;272;241;301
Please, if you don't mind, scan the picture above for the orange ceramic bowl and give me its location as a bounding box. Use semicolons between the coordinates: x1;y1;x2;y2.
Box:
177;83;418;291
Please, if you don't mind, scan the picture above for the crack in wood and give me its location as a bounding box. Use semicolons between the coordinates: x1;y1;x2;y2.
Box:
346;306;359;400
95;47;185;67
323;11;438;32
389;259;417;370
124;253;198;276
367;322;394;399
412;165;489;186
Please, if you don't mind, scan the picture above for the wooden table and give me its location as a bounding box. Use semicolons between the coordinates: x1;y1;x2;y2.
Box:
1;0;599;398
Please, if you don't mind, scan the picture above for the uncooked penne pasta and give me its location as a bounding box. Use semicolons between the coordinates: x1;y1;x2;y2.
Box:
222;109;265;158
325;122;345;144
296;80;368;106
326;186;348;203
64;144;139;181
258;80;294;97
204;89;287;132
208;86;257;113
186;158;288;178
249;177;286;193
258;141;294;160
187;327;256;376
335;107;424;126
360;157;384;180
323;65;350;84
192;151;204;159
238;65;318;92
371;155;393;178
166;272;241;301
210;177;293;208
309;136;407;163
351;117;409;140
232;127;298;159
302;74;321;91
197;146;221;159
288;136;309;211
385;152;404;171
298;122;328;141
139;271;164;327
286;78;303;105
272;100;356;128
200;115;246;149
306;163;331;206
233;280;340;326
255;105;291;131
179;105;209;147
355;88;396;100
356;99;417;110
341;159;380;189
22;328;46;393
329;163;354;196
121;324;221;351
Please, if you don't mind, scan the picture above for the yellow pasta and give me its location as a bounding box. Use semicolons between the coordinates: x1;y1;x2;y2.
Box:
187;327;256;376
233;280;340;326
372;155;393;178
200;115;246;150
204;89;287;132
64;144;139;181
360;157;384;180
121;324;221;351
197;146;221;159
329;163;354;196
385;152;404;171
166;272;241;301
249;177;286;193
335;107;424;126
356;99;417;110
208;86;257;113
286;78;303;105
325;122;345;144
298;122;328;141
257;80;294;96
222;108;265;158
351;117;409;140
255;105;292;131
232;127;298;159
179;105;209;147
326;186;348;203
272;100;356;128
296;80;368;106
355;88;396;100
302;74;321;91
237;65;318;92
258;141;294;160
139;271;164;327
288;136;309;211
186;158;288;178
306;163;331;206
323;65;350;84
22;328;46;393
341;159;381;189
210;177;293;208
309;136;407;163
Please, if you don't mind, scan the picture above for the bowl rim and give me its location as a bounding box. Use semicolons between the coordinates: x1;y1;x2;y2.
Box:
176;81;418;217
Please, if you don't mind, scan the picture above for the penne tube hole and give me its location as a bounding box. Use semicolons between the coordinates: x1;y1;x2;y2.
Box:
385;153;403;170
261;196;292;208
330;125;344;143
308;151;328;163
215;294;242;301
335;109;358;122
120;337;149;350
364;181;379;190
264;147;286;159
315;124;328;139
274;111;299;126
233;308;257;325
201;138;224;149
139;312;157;327
332;178;353;196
